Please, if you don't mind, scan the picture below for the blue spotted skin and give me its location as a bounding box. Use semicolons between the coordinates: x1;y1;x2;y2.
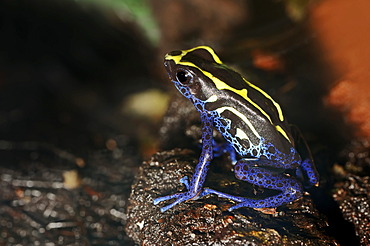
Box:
154;46;319;212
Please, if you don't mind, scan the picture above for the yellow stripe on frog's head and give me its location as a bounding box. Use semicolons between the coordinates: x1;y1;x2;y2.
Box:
165;46;223;65
165;46;290;143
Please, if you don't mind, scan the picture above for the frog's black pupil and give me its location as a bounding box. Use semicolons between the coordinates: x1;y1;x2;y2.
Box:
176;71;189;83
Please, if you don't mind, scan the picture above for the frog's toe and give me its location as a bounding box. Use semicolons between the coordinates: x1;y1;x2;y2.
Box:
155;192;197;212
153;193;182;205
228;202;246;211
158;196;189;212
227;198;265;211
179;176;190;189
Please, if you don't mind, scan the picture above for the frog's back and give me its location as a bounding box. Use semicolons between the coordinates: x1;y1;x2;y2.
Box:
167;46;295;156
199;62;294;152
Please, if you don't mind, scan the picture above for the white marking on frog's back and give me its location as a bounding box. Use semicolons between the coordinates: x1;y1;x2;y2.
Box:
214;106;261;139
235;128;250;141
205;95;218;103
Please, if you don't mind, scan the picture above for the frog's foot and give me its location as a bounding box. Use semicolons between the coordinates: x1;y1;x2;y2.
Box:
228;185;302;210
153;192;192;212
154;191;203;212
203;159;304;211
179;176;190;189
296;158;319;187
153;176;201;212
202;183;302;211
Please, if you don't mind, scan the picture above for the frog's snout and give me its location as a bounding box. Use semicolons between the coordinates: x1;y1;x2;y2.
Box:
164;60;176;80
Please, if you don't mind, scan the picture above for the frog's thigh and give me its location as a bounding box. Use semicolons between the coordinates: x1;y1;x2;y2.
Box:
234;159;302;193
297;158;319;186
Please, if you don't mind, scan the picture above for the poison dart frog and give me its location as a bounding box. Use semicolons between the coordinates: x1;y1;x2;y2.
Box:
154;46;319;212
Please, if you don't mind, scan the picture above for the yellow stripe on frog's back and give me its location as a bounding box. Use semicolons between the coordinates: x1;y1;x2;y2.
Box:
165;46;290;143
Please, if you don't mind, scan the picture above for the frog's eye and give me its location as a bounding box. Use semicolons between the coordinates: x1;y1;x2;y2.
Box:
176;70;192;85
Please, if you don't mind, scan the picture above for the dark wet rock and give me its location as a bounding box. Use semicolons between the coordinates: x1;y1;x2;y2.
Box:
126;149;337;245
333;176;370;246
127;95;338;245
0;138;138;245
338;139;370;176
333;139;370;245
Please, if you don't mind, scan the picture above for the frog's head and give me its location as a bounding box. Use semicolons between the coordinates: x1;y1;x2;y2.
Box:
164;46;297;153
164;46;228;111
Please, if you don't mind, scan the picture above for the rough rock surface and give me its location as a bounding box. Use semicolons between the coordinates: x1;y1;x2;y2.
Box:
0;138;138;245
333;139;370;245
126;149;337;245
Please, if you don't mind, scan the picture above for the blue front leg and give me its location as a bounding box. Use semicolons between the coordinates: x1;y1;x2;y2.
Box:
154;113;215;212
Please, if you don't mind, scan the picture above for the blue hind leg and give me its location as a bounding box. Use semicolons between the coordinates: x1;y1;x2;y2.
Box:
202;159;303;210
290;125;319;187
296;159;319;187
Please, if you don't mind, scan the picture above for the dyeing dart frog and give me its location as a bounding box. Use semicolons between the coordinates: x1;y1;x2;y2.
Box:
154;46;319;212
